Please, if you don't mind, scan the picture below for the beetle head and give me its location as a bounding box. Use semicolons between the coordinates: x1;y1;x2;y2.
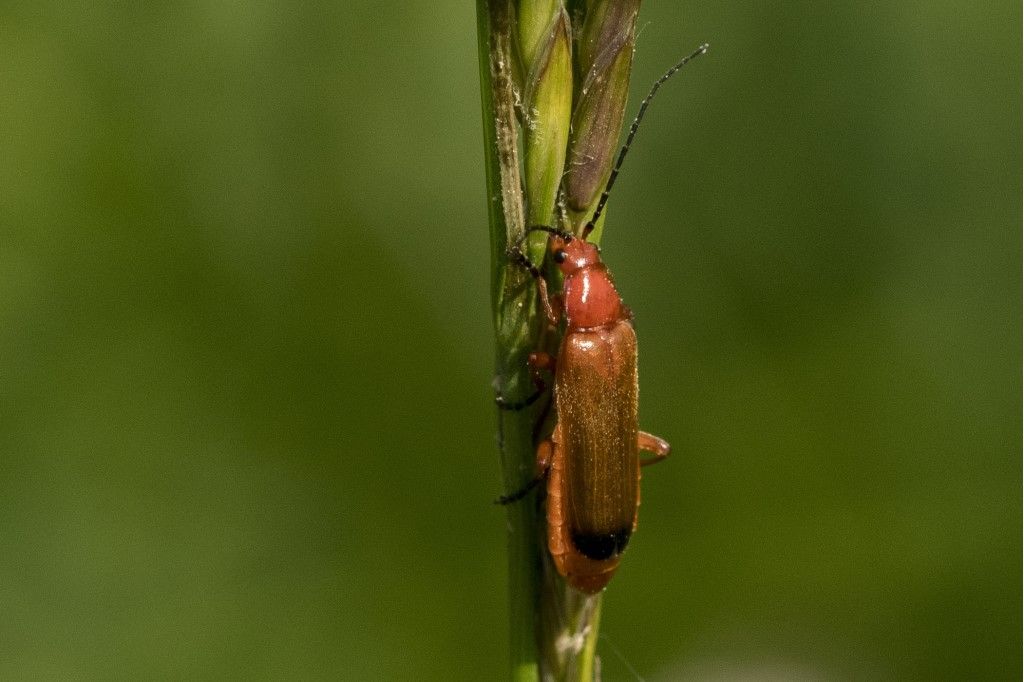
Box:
551;236;601;276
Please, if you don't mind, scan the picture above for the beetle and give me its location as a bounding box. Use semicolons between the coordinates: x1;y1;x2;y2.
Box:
497;44;707;594
522;228;671;594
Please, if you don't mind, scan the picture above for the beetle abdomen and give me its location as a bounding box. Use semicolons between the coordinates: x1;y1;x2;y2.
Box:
571;528;631;560
555;320;640;559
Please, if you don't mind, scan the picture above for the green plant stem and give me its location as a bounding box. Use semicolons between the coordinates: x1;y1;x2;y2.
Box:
477;2;543;681
478;2;605;679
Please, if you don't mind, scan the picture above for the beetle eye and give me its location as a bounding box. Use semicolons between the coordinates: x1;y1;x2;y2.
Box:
553;249;567;264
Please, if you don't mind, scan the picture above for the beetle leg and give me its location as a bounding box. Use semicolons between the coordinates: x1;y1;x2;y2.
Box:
495;352;556;411
536;278;561;327
495;439;554;505
494;391;541;411
506;245;562;326
545;292;563;327
528;351;556;376
638;431;671;466
517;261;558;326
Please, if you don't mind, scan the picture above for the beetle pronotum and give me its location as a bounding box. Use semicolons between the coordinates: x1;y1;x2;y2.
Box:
498;44;708;594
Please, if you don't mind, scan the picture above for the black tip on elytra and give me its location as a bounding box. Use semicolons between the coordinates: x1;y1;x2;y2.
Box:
571;528;632;560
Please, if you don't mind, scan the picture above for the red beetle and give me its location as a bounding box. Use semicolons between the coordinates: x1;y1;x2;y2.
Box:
540;231;670;593
499;44;706;593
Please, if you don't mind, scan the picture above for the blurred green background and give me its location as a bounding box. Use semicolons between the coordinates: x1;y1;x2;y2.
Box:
0;2;1019;680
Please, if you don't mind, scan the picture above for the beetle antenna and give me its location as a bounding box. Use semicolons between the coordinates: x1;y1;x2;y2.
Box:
582;42;708;240
511;225;574;256
525;224;574;242
507;224;575;277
